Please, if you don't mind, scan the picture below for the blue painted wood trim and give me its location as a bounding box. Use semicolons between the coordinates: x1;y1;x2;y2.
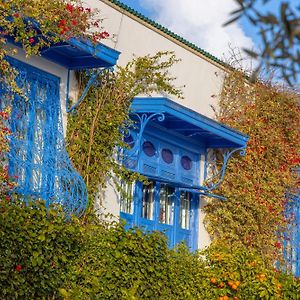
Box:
6;37;120;70
144;125;206;153
131;97;249;148
126;181;199;250
67;38;120;68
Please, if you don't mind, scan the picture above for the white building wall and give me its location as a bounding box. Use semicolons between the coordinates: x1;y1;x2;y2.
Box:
88;0;226;118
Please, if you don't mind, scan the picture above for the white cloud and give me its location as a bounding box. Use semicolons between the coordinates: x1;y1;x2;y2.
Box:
140;0;255;66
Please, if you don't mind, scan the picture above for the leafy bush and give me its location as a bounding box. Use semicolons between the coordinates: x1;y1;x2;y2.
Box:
62;223;171;299
199;242;300;300
0;199;83;299
63;235;300;300
1;200;299;299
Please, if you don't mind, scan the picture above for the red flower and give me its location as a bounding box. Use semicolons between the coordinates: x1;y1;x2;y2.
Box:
5;195;10;201
98;31;110;39
290;157;300;165
28;38;34;44
66;3;75;13
78;6;84;12
71;19;78;26
15;265;22;272
60;27;69;35
274;242;281;249
0;111;8;120
59;19;67;27
3;127;10;133
13;13;20;18
85;7;91;13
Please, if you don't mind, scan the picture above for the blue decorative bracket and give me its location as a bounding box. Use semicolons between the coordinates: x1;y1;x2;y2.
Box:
123;112;165;164
65;67;112;113
205;146;246;192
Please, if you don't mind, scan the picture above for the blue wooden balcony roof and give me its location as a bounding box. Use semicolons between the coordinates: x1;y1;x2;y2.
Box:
7;35;120;70
39;38;120;70
131;97;249;149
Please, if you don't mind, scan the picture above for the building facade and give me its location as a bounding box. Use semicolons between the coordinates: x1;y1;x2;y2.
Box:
89;0;248;250
1;0;249;252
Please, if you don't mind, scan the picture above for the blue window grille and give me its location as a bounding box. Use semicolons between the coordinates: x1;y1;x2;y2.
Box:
0;57;87;215
284;168;300;276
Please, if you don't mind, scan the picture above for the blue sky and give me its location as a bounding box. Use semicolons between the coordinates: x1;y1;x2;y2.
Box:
116;0;262;68
114;1;300;85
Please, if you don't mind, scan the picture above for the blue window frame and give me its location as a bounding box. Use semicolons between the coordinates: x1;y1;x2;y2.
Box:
0;57;88;214
120;180;199;250
0;58;60;199
283;168;300;276
121;130;201;250
141;181;155;220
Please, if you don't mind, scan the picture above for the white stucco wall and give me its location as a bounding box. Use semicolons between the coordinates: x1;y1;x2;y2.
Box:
88;0;226;118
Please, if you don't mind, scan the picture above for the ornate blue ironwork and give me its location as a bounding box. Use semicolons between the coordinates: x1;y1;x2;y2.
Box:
0;57;87;216
122;112;165;171
205;147;246;192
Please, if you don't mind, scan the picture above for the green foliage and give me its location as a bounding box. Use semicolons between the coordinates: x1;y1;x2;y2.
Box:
62;223;171;299
67;52;182;197
0;0;107;90
0;199;83;299
199;242;300;300
1;200;299;299
205;71;300;264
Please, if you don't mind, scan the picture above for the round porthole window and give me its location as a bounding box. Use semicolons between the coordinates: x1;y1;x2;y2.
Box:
181;156;192;170
142;141;156;157
124;134;134;149
161;148;174;164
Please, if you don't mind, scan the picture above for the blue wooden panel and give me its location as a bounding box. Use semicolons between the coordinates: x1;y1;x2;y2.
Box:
120;212;134;230
175;229;191;247
128;131;201;186
157;223;175;247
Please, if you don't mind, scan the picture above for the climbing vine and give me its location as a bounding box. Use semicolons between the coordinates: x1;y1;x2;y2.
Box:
205;71;300;265
66;52;182;198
